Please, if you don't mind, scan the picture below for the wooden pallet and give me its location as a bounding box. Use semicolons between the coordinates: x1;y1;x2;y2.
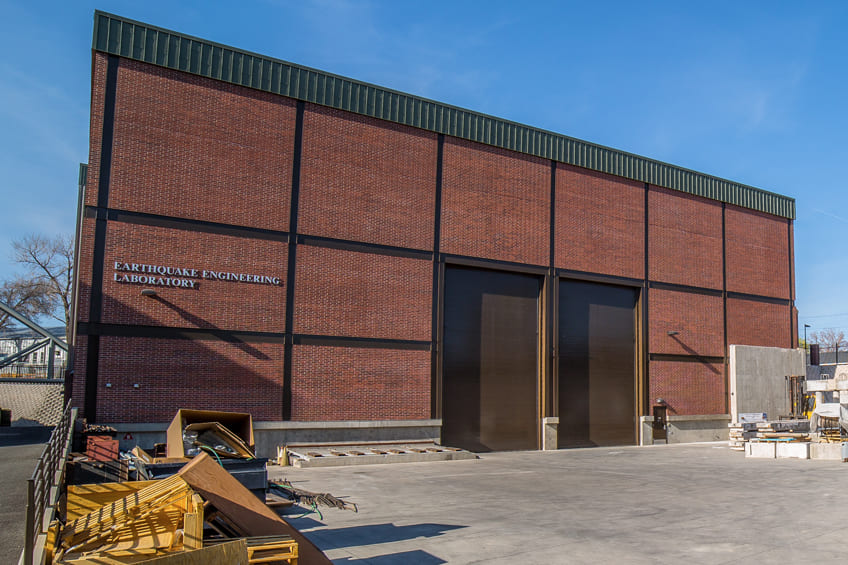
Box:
49;475;204;564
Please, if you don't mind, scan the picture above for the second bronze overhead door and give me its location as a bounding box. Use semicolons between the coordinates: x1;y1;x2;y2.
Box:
558;280;638;448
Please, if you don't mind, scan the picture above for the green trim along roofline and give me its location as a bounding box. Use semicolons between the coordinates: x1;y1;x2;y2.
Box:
92;11;795;220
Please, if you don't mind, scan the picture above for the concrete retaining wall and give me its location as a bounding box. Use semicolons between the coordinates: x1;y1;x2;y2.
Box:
729;345;805;421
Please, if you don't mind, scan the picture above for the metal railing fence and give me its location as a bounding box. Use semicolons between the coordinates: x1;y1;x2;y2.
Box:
22;400;76;565
0;362;67;379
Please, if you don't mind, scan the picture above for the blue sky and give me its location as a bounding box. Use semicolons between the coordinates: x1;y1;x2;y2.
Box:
1;0;846;338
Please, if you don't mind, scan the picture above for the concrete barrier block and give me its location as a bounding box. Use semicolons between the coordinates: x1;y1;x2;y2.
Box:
746;442;776;458
776;442;809;459
810;442;842;460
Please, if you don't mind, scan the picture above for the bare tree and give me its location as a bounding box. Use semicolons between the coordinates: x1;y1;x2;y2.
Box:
0;276;54;330
11;234;74;337
810;328;847;352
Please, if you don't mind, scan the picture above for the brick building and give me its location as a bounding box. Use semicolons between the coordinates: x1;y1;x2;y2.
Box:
71;12;797;454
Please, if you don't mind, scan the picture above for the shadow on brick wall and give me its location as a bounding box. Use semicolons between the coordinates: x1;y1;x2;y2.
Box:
74;282;285;423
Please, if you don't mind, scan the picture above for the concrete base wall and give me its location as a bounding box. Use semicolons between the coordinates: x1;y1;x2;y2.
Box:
108;419;442;458
639;414;730;445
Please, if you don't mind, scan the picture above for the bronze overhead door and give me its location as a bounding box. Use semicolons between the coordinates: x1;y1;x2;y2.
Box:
442;266;540;452
558;280;638;448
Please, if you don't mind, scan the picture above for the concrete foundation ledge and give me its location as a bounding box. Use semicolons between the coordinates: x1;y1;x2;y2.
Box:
639;414;730;445
285;443;476;468
108;419;443;457
254;420;442;458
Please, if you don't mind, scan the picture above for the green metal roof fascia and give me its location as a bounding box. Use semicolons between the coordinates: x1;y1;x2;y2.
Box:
91;11;795;220
78;163;87;189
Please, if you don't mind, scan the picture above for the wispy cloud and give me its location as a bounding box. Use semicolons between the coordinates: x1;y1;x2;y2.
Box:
810;208;848;224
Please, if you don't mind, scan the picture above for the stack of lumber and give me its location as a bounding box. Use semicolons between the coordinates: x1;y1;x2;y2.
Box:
45;452;332;565
729;418;811;450
728;422;758;451
754;420;810;442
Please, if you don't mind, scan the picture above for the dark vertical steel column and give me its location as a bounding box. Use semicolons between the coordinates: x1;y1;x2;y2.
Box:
85;54;120;423
431;134;444;418
547;161;557;417
643;183;650;415
722;203;729;413
283;101;305;420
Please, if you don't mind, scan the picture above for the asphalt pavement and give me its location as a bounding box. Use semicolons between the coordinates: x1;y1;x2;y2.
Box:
0;426;51;565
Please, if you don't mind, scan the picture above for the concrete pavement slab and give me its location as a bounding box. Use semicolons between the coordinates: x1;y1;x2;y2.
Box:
270;443;848;564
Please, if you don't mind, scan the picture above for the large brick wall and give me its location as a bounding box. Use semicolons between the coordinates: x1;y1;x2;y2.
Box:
649;360;726;416
441;137;549;265
291;346;430;421
648;289;724;357
648;186;723;289
76;50;795;429
299;105;437;250
101;223;287;332
74;217;97;324
726;206;791;299
85;53;108;208
107;60;296;231
95;337;285;423
556;165;644;279
293;246;431;340
726;298;792;349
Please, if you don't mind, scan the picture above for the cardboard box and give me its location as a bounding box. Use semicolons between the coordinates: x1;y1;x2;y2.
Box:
166;409;254;459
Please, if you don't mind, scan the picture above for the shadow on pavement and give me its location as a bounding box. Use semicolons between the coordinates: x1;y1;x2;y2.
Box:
0;425;53;446
306;523;466;547
333;549;447;564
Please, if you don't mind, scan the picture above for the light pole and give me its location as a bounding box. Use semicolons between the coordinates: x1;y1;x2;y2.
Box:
804;324;810;352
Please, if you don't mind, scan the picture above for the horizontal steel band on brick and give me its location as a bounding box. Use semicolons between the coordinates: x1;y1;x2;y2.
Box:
726;292;792;306
649;353;726;364
91;11;796;220
445;254;549;276
297;234;433;260
76;323;432;351
558;268;644;288
84;206;292;241
649;281;723;297
293;335;431;350
77;322;287;343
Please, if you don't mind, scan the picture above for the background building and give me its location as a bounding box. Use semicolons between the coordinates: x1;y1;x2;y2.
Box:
72;12;796;454
0;326;67;379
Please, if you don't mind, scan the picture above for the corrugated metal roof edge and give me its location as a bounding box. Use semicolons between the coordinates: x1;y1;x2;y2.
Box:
91;10;795;220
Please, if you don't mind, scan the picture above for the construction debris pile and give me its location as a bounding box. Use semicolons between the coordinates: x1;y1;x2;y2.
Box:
48;409;340;564
731;368;848;460
729;413;811;454
269;479;358;519
46;452;325;564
